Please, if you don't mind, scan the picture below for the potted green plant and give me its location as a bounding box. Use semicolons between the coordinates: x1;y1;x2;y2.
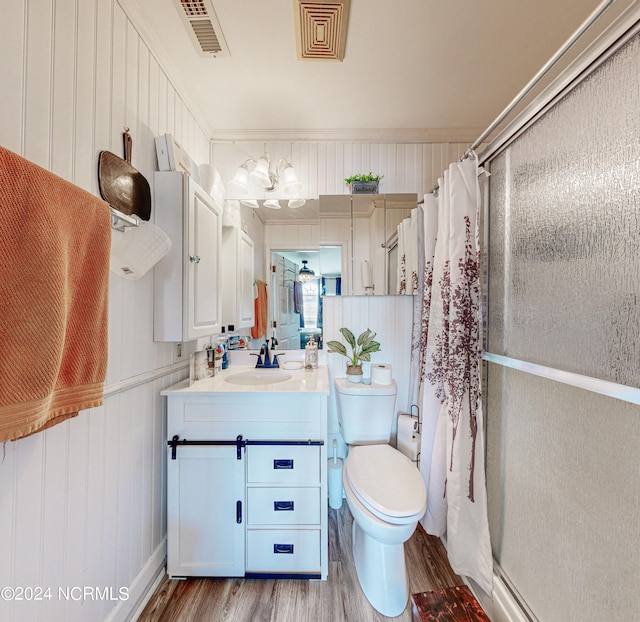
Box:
344;172;383;194
326;327;381;383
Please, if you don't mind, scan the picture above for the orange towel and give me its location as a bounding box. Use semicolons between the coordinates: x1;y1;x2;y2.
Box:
251;280;268;340
0;147;111;442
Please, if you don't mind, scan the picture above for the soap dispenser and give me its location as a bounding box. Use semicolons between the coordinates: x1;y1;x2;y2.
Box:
215;328;229;370
304;335;318;369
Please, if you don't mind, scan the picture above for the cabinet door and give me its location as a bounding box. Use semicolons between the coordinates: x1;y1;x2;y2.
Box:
167;445;245;577
185;178;223;340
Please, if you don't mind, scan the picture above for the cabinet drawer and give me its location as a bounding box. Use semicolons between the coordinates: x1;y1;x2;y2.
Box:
247;445;320;484
247;487;320;526
246;529;321;573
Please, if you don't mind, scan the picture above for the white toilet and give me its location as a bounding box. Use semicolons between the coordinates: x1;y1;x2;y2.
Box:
334;378;427;618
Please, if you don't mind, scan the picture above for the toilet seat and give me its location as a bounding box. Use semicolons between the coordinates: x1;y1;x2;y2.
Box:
344;444;426;525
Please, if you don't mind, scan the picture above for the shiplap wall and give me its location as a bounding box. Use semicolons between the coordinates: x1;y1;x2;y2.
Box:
0;1;208;620
212;141;469;198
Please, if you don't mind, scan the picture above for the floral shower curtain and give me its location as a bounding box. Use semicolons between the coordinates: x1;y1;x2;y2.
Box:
397;207;421;295
414;153;493;595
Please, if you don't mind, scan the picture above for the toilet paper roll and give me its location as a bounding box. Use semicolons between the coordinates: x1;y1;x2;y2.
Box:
327;458;344;509
397;414;420;462
398;413;418;437
361;260;372;288
371;363;393;385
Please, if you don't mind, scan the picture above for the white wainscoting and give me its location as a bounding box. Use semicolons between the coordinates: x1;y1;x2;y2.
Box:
0;1;206;620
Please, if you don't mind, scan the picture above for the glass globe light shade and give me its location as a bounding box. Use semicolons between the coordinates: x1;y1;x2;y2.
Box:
263;199;282;209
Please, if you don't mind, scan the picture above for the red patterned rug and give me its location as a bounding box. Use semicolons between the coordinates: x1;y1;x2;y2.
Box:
411;585;490;622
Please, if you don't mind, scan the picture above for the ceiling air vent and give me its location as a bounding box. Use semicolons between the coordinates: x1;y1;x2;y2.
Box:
293;0;350;61
173;0;230;57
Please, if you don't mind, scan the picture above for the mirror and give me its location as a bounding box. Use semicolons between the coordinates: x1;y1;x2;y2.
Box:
318;193;419;295
255;192;419;350
270;247;342;350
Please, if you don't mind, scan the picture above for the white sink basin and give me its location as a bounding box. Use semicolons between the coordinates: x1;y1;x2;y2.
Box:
224;370;292;386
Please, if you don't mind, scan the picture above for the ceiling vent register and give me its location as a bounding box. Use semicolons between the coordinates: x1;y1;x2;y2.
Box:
174;0;230;57
294;0;350;61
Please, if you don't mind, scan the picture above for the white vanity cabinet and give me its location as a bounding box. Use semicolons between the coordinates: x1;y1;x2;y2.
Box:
163;374;329;580
154;171;223;342
221;226;255;329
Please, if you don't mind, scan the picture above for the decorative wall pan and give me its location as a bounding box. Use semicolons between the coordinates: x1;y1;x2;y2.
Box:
98;130;151;221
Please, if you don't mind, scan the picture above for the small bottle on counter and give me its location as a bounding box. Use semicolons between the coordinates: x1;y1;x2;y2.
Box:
213;348;223;374
205;345;216;375
304;334;318;369
226;325;240;350
216;328;229;369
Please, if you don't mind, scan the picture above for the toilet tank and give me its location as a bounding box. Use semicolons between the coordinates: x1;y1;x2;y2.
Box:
334;378;397;444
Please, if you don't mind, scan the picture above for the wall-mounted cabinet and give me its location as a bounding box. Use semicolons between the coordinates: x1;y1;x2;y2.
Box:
221;226;255;329
154;172;223;342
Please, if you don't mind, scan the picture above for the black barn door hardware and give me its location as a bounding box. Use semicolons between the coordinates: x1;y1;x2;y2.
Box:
168;436;324;460
168;434;245;460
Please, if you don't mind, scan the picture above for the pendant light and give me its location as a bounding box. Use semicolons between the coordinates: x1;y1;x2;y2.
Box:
298;260;316;281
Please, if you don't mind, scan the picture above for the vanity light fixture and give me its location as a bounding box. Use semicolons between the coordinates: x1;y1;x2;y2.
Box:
239;198;307;210
228;154;303;195
228;154;307;210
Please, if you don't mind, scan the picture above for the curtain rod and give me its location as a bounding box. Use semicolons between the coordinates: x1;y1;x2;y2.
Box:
463;0;613;159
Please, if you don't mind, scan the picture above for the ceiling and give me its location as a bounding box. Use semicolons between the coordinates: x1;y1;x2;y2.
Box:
131;0;601;139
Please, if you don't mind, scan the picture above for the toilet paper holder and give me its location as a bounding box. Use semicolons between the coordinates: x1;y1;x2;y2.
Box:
398;404;420;432
396;404;421;467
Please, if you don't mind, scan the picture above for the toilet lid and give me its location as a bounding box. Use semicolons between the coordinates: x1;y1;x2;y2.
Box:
345;445;426;521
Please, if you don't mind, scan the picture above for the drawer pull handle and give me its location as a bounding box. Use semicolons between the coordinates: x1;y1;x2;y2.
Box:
274;501;294;512
273;459;294;470
273;544;294;555
236;500;242;524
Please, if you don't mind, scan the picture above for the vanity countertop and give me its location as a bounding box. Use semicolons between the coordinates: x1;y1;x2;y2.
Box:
162;365;330;396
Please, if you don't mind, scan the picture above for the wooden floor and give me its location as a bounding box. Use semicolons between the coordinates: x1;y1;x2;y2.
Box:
138;505;464;622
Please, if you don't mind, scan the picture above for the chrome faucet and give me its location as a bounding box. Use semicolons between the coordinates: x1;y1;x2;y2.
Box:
251;342;281;368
